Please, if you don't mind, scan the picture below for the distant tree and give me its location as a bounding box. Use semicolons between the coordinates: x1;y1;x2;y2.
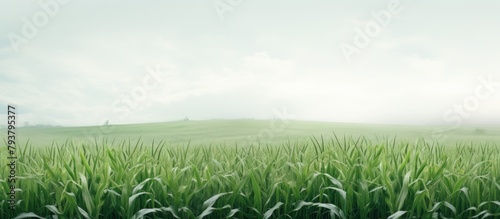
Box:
183;117;189;121
104;120;109;126
24;121;30;127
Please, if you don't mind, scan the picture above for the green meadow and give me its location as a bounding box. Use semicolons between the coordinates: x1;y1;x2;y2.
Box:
1;120;499;218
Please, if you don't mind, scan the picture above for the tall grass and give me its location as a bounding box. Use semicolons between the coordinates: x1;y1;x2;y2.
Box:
1;135;499;218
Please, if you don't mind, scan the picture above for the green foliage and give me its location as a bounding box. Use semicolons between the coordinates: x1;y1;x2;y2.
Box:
1;136;499;218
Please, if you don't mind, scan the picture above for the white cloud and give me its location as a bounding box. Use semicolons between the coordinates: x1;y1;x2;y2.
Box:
1;1;499;126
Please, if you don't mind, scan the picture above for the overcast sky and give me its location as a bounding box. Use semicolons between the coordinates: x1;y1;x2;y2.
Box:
1;0;499;127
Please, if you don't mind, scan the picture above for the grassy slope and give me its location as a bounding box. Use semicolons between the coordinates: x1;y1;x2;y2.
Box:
1;120;499;218
4;120;500;147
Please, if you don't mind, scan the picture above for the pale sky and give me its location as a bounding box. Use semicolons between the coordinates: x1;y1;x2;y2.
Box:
1;0;499;127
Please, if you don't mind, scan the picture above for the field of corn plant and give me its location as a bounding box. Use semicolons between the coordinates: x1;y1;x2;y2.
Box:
1;135;499;218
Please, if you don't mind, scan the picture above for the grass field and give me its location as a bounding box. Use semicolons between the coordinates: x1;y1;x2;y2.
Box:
6;120;500;147
1;120;499;218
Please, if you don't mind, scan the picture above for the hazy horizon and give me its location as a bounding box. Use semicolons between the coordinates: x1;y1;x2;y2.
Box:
1;1;499;127
4;118;500;130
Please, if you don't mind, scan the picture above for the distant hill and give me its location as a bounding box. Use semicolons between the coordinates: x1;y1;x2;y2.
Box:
1;120;499;147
